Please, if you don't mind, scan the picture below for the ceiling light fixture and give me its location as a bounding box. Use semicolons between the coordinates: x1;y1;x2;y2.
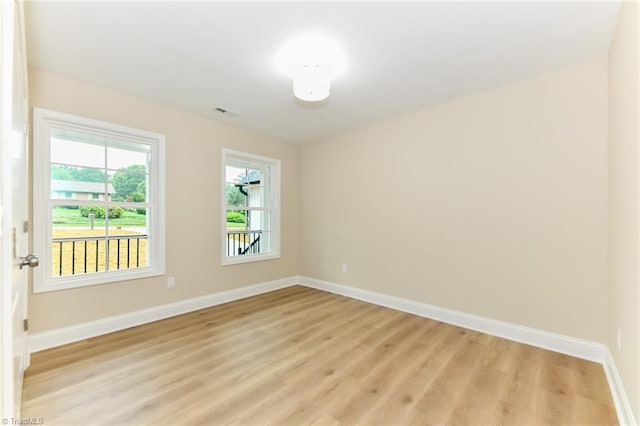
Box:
274;34;346;102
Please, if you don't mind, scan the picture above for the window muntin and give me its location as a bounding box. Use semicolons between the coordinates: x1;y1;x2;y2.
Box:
33;108;165;292
222;149;280;265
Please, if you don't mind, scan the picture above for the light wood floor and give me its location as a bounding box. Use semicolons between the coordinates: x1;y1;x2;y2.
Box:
22;286;618;425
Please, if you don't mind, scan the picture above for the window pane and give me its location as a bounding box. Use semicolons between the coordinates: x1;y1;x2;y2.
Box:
246;184;268;208
111;170;149;202
226;209;247;228
226;166;262;184
225;183;247;207
247;210;270;233
51;130;105;169
225;227;264;257
107;145;149;171
52;205;107;276
244;168;262;185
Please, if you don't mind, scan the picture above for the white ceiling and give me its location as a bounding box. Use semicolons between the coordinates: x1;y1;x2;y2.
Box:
25;1;621;144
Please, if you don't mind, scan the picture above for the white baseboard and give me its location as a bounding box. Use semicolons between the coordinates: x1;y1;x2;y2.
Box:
298;276;606;363
604;348;638;426
28;276;299;353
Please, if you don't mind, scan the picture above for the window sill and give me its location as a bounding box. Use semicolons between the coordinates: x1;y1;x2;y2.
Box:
33;266;165;293
221;252;280;266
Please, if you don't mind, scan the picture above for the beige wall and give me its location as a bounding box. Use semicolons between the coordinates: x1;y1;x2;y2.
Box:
608;0;640;420
28;69;300;333
300;59;608;343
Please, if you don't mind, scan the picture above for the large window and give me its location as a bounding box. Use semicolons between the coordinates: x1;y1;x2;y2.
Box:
33;108;165;292
222;149;280;265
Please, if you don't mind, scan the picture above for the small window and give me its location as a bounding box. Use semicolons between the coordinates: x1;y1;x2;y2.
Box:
33;108;165;292
222;149;280;265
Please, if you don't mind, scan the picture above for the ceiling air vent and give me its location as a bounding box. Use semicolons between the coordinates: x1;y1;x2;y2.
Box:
213;106;239;118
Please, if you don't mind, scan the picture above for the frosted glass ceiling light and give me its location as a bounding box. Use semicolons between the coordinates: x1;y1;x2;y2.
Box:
293;64;330;102
275;34;346;102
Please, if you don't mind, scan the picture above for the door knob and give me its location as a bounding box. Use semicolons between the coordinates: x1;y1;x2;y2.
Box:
19;254;39;269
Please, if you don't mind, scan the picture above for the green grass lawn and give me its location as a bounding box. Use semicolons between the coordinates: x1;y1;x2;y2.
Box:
54;207;247;229
53;206;147;227
226;222;246;229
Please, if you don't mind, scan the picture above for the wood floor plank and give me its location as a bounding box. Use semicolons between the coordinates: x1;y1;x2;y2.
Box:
22;286;618;425
331;320;442;424
493;343;545;424
354;322;459;425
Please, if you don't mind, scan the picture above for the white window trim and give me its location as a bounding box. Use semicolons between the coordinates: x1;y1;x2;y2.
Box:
221;148;280;266
33;108;166;292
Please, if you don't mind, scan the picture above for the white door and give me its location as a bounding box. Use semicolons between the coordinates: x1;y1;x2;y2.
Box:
1;0;31;419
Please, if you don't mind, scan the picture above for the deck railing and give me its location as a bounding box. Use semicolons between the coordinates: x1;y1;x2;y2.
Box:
226;230;262;256
52;230;263;276
52;235;148;276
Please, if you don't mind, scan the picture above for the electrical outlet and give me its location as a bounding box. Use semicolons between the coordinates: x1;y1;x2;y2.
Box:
167;276;176;289
341;264;348;274
617;327;622;351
